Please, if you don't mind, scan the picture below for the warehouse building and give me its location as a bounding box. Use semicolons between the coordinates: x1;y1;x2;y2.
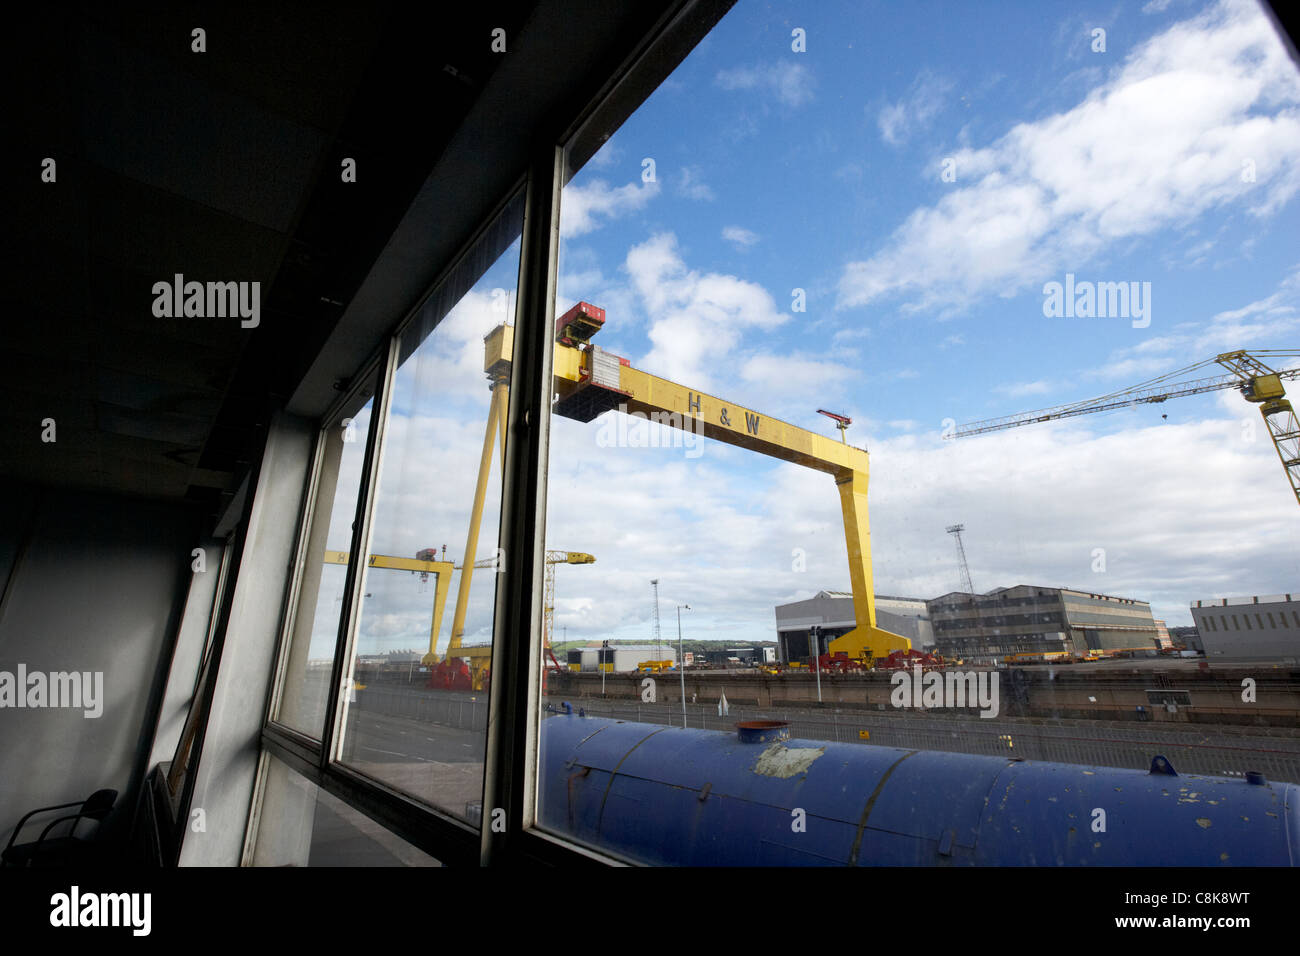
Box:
1169;625;1203;653
1190;594;1300;662
928;586;1161;665
567;645;676;673
774;591;933;663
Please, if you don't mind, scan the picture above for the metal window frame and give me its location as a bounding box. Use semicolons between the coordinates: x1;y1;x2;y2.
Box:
263;360;381;748
247;0;735;869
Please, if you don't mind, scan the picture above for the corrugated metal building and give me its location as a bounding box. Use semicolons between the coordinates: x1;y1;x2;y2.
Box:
1191;594;1300;662
567;644;677;672
774;591;933;663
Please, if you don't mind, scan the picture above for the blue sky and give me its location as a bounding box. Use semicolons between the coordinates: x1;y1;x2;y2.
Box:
322;0;1300;662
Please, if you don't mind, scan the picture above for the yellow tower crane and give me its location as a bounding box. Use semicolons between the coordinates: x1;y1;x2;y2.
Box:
481;302;910;665
544;551;595;663
947;350;1300;506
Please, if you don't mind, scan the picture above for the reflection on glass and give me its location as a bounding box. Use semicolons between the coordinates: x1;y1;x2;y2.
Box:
276;386;375;738
337;208;524;822
252;757;439;867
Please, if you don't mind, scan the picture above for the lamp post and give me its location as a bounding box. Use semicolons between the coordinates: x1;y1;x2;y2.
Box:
677;604;690;728
812;624;823;704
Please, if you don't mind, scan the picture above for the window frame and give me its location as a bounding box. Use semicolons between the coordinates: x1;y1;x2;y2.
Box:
246;0;736;869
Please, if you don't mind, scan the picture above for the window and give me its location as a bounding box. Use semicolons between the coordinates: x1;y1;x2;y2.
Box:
274;372;379;738
250;756;440;866
528;0;1300;868
246;0;1300;871
337;195;525;821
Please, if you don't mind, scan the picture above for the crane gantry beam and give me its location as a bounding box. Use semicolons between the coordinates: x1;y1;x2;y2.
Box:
483;306;910;664
946;350;1300;507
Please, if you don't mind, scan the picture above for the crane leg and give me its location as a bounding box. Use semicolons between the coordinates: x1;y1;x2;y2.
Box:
828;470;910;663
445;382;507;661
422;569;452;666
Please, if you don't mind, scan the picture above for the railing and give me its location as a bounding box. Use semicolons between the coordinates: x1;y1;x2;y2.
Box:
568;699;1300;784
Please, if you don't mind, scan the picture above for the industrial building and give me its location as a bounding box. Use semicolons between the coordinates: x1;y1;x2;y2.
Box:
775;592;933;663
928;586;1161;664
1191;594;1300;662
1169;625;1203;652
700;646;776;666
567;644;676;673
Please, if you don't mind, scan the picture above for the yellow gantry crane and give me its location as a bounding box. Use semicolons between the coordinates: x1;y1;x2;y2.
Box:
947;350;1300;506
482;302;910;665
323;549;454;659
324;548;592;690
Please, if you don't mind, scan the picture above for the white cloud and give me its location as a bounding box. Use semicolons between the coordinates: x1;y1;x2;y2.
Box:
561;177;659;238
838;0;1300;314
587;141;621;169
540;406;1300;646
722;225;759;248
625;233;787;388
677;165;714;201
738;354;855;404
994;380;1054;398
1083;266;1300;381
715;61;814;107
877;71;953;146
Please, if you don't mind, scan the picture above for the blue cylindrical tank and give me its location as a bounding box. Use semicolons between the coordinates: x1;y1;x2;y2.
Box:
538;715;1299;866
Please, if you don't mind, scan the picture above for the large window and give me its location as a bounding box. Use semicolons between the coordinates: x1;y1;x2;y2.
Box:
253;0;1300;869
275;373;378;738
337;197;525;822
533;0;1300;866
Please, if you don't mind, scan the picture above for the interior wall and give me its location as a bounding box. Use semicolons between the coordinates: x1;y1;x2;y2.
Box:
178;409;315;866
0;482;198;850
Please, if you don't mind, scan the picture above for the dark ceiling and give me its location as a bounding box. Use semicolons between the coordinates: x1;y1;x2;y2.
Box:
6;0;716;529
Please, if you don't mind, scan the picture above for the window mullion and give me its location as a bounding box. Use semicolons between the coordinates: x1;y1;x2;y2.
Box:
322;340;400;770
482;144;563;866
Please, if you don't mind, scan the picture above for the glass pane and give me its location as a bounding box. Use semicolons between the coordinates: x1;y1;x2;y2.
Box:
275;377;377;737
537;1;1300;867
337;195;525;823
251;756;440;867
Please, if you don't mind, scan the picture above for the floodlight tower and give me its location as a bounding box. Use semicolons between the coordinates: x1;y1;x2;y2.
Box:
946;524;976;597
650;579;662;659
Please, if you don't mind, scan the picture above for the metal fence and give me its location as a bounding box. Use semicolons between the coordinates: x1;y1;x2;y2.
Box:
345;683;1300;784
566;699;1300;784
351;684;487;733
